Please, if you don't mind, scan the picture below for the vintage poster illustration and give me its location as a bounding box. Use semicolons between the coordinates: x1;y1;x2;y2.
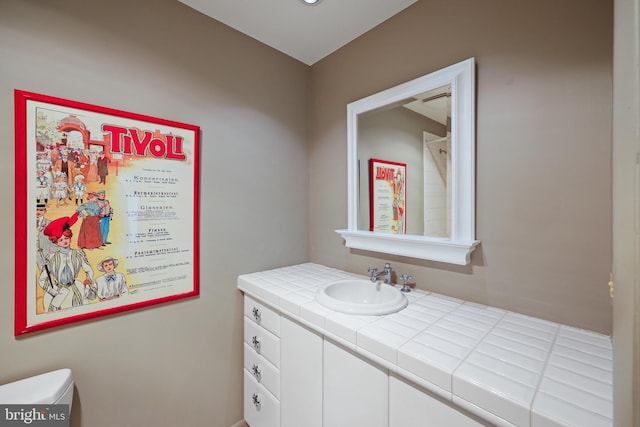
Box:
369;158;406;235
15;90;200;335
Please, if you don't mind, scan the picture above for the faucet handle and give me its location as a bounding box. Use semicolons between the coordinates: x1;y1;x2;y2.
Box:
400;274;412;293
367;267;378;282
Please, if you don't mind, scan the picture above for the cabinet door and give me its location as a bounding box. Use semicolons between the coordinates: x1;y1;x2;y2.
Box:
323;339;388;427
389;375;486;427
280;317;322;427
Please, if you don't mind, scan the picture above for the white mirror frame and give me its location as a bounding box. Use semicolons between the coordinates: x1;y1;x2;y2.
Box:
336;58;480;265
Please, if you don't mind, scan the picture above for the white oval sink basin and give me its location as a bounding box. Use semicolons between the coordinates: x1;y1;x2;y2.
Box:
315;279;408;315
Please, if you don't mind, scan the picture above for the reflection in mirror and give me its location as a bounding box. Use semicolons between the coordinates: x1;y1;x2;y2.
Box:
357;84;452;237
337;58;479;265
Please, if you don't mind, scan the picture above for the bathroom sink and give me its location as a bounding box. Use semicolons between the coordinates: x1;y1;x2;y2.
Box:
315;279;408;315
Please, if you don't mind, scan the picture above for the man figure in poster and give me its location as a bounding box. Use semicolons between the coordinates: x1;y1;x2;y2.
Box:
54;154;73;185
97;151;110;185
96;189;113;245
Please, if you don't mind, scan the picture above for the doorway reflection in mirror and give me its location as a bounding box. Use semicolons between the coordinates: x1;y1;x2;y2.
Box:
424;132;451;237
357;84;451;237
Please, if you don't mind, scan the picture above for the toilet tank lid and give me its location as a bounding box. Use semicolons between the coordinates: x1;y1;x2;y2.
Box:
0;368;73;404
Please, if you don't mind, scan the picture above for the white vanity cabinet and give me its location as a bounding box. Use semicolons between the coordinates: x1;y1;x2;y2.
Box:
243;293;478;427
244;296;325;427
389;375;486;427
323;339;388;427
280;317;322;427
239;264;614;427
243;296;281;427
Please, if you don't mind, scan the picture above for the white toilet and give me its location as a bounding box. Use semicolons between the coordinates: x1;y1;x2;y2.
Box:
0;368;74;408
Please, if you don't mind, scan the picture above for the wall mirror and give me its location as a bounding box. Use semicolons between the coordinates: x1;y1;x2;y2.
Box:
336;58;479;265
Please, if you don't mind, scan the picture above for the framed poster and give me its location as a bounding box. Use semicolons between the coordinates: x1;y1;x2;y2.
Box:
14;90;200;335
369;158;406;234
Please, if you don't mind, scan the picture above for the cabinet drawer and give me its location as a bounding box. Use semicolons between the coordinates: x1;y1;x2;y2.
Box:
244;295;280;337
244;317;280;368
244;370;280;427
244;343;280;400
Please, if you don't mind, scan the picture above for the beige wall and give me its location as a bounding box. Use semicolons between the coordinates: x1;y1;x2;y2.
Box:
0;0;309;426
0;0;619;425
310;0;614;333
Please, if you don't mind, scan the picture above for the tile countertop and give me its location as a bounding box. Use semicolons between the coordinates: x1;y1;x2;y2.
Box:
237;263;613;427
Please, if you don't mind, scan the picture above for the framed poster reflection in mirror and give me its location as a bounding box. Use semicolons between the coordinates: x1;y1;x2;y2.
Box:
369;158;406;235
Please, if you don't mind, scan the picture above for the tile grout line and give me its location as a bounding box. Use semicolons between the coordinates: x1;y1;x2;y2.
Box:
449;309;509;395
528;322;562;426
391;296;464;372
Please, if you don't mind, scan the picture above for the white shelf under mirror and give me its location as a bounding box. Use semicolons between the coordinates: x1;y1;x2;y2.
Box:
336;58;479;265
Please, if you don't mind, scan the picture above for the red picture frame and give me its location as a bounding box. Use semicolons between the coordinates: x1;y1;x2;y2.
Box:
14;90;200;335
369;158;407;234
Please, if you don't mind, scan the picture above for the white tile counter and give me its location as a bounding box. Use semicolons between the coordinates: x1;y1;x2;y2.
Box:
238;263;613;427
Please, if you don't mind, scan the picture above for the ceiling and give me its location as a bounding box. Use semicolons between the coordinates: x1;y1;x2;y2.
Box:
177;0;417;65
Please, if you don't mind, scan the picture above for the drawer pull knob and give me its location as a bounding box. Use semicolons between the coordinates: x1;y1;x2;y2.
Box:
252;336;261;353
252;364;262;381
252;393;261;409
252;307;261;321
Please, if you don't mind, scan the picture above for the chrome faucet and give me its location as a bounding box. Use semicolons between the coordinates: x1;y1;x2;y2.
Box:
368;263;392;284
400;274;412;293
